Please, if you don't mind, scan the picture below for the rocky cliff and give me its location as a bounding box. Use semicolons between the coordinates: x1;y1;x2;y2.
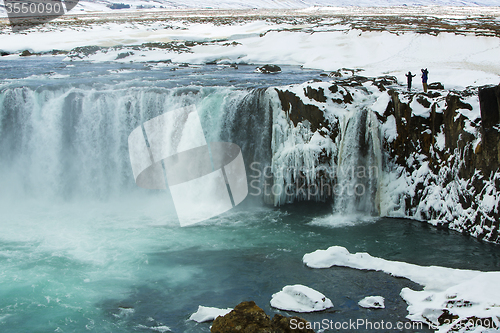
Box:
266;73;500;242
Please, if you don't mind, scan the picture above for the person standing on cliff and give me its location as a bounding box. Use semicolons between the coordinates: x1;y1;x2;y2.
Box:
405;71;416;91
421;68;429;92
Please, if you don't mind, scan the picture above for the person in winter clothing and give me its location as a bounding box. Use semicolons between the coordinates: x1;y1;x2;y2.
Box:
421;68;429;93
405;71;416;91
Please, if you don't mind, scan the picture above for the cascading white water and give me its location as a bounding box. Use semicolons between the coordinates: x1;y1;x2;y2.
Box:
0;84;266;203
1;76;382;215
335;108;382;214
267;86;383;214
270;113;336;206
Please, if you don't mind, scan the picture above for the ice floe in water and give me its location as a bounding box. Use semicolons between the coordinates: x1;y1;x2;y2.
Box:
270;284;333;313
358;296;385;309
303;246;500;332
189;306;232;323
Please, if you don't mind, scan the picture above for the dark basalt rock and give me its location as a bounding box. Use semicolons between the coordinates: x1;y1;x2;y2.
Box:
438;310;460;325
256;65;282;74
211;301;314;333
479;85;500;176
329;70;343;77
428;82;445;90
304;86;327;103
116;51;134;60
385;84;500;241
271;314;315;333
373;75;398;91
211;301;272;332
48;49;68;55
416;95;432;108
275;88;330;135
70;45;104;56
20;50;33;57
275;77;500;242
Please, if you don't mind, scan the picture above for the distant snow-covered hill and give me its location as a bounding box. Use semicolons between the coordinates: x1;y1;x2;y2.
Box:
72;0;500;12
1;0;499;17
74;0;500;10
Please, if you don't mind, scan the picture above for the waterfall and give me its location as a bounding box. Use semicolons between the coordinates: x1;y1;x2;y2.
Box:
335;108;382;215
267;86;383;214
1;80;383;214
0;84;273;203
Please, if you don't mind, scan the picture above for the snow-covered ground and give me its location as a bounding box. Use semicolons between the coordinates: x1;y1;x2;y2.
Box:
13;0;500;15
1;0;500;16
1;7;499;90
304;246;500;332
64;0;500;12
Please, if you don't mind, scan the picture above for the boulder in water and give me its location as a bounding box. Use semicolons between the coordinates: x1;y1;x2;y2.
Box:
255;64;282;74
211;301;314;333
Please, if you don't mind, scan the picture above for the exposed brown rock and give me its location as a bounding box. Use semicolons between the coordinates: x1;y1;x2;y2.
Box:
428;82;445;90
257;65;282;74
478;85;500;176
274;78;500;242
211;301;314;333
271;314;315;333
275;88;329;134
304;86;327;103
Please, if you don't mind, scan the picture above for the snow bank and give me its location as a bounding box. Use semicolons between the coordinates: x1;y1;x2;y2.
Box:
189;306;232;323
270;284;333;312
303;246;500;332
358;296;385;309
303;246;480;289
1;13;499;89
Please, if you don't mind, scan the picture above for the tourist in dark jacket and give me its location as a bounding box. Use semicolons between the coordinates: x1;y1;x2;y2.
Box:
405;71;416;91
421;68;429;92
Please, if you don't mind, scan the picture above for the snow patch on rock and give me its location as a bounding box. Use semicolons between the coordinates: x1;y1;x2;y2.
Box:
358;296;385;309
270;284;333;312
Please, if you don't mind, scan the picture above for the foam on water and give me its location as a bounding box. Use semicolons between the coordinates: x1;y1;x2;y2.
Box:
308;213;378;228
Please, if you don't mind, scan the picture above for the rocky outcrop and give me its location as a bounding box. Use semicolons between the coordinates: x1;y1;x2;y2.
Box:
428;82;445;90
268;75;500;242
256;65;282;74
275;89;331;134
211;301;314;333
478;85;500;176
384;84;500;242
